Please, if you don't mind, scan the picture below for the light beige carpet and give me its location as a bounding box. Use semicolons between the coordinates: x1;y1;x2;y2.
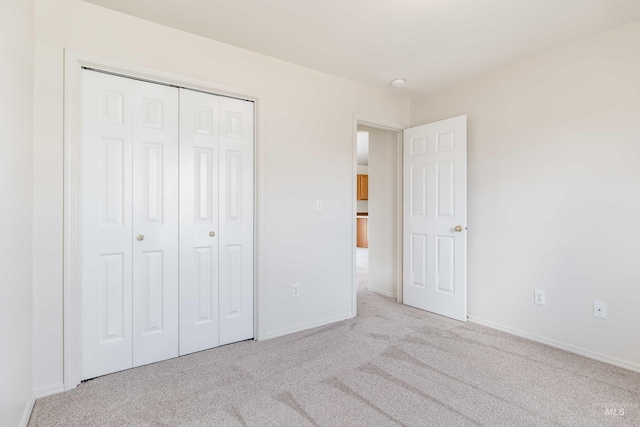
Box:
30;290;640;426
357;247;368;289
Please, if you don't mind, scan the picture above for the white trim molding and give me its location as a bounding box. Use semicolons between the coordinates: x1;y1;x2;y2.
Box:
263;313;354;340
34;383;66;399
366;287;397;299
63;49;266;391
468;316;640;374
19;393;35;427
355;114;406;133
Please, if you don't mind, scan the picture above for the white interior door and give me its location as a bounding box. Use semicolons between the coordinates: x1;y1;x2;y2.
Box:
403;116;467;322
131;78;179;367
179;89;220;355
81;69;253;378
81;70;134;380
81;69;179;378
218;96;254;345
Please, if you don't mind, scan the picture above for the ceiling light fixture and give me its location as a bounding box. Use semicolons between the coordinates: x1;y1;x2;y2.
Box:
391;78;406;88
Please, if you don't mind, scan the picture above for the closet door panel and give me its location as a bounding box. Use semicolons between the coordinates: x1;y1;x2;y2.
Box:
80;70;134;380
132;80;179;367
179;89;220;355
219;96;254;345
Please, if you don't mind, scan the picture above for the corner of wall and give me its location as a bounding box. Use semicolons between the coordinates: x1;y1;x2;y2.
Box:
19;393;36;427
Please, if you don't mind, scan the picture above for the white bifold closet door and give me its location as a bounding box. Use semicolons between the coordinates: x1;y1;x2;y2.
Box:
179;88;254;355
81;69;179;380
81;70;253;379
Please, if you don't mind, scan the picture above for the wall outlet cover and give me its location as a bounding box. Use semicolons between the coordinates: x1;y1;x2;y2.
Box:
594;301;607;319
534;289;545;306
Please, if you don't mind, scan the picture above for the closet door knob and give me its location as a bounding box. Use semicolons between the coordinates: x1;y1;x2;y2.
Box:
209;231;216;237
137;234;145;241
454;225;463;233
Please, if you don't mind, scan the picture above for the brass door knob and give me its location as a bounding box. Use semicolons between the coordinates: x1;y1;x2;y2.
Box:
137;234;145;241
454;225;463;233
209;231;216;237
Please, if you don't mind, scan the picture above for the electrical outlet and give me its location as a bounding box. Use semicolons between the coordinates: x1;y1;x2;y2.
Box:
315;199;323;212
292;283;300;298
594;301;607;319
534;290;545;306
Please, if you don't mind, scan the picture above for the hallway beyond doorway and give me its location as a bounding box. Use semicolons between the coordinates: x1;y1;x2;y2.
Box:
357;248;368;289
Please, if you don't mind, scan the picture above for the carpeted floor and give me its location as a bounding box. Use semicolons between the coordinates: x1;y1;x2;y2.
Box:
357;247;368;289
30;290;640;426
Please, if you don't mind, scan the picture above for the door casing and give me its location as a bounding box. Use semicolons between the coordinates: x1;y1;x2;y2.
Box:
63;49;265;391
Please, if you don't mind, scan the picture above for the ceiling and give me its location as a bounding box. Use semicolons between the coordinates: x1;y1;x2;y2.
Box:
84;0;640;96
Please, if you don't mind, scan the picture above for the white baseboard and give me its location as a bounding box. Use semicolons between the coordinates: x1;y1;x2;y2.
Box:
468;316;640;374
263;313;354;340
34;383;65;399
19;393;35;427
367;287;397;299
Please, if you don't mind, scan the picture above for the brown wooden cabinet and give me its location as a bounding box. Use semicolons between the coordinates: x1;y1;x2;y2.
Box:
357;217;368;248
357;174;368;200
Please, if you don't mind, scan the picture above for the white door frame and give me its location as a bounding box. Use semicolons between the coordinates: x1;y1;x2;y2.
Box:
351;114;404;316
63;49;266;390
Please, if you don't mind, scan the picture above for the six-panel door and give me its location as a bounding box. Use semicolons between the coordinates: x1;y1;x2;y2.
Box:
81;70;180;379
402;116;467;322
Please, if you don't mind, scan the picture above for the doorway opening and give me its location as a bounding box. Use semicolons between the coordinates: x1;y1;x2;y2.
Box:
353;124;403;307
351;115;467;322
356;131;369;290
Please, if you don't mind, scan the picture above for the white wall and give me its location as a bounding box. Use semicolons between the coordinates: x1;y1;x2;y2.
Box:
360;126;399;298
411;20;640;371
32;0;410;393
0;0;35;424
